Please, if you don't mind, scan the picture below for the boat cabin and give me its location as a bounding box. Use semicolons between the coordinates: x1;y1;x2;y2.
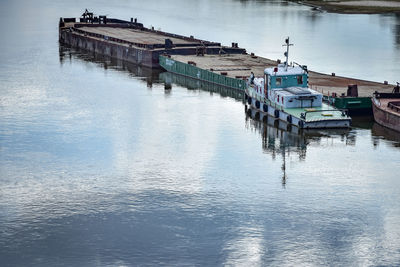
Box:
251;63;322;109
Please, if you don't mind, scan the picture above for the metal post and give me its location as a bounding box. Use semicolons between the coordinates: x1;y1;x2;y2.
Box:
282;37;293;71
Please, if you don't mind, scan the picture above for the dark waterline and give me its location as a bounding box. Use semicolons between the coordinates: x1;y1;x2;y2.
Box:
1;0;400;266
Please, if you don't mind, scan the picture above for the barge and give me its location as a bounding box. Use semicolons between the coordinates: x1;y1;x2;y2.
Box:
59;10;245;68
372;84;400;132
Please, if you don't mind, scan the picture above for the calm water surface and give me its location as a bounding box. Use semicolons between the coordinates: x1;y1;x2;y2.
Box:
1;0;400;266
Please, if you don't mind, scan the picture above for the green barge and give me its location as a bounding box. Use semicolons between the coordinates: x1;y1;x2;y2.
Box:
159;55;248;91
324;96;372;114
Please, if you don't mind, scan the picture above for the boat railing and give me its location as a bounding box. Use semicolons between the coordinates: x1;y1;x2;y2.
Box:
388;101;400;112
373;92;400;99
262;98;283;111
301;109;349;120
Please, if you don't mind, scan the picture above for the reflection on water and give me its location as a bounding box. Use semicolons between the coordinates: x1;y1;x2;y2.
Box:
59;44;247;102
159;72;245;101
59;45;163;88
60;44;400;151
372;122;400;147
245;106;356;187
395;14;400;47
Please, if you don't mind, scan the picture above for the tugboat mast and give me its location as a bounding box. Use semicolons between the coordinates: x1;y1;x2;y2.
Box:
282;37;293;71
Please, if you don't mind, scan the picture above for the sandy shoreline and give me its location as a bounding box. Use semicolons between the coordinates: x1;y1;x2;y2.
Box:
296;0;400;13
333;1;400;8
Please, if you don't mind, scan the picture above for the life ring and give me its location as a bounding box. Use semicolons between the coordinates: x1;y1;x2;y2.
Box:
287;115;292;123
255;101;260;109
274;109;279;118
263;104;268;112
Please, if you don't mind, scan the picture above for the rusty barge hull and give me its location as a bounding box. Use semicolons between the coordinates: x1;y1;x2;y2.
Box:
58;17;245;68
372;93;400;132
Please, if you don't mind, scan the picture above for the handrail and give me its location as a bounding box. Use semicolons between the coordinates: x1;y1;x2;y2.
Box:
373;92;400;99
388;101;400;112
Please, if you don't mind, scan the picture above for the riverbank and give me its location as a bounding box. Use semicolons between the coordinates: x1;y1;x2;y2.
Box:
293;0;400;14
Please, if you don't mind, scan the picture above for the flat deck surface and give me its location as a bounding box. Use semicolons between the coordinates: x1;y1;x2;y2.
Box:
170;54;394;97
285;103;348;122
308;72;393;98
171;54;276;78
376;98;400;116
79;26;200;45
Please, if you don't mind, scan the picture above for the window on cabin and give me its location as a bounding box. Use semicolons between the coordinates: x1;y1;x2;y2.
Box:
297;75;303;85
276;77;282;86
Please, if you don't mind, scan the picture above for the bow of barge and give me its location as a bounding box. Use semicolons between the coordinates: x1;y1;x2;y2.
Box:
372;85;400;132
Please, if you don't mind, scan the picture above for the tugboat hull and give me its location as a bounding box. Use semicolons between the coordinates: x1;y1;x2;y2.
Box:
246;94;351;129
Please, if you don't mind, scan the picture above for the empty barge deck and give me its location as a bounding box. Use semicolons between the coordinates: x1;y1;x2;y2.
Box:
59;15;245;68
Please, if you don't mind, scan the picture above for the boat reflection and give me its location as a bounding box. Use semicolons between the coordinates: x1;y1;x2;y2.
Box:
245;106;352;156
345;115;400;147
371;122;400;147
245;106;352;187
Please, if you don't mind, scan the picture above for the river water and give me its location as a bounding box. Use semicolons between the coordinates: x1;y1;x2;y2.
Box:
1;0;400;266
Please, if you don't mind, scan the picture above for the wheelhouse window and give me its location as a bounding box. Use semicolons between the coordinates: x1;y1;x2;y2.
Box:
276;77;282;86
297;75;303;85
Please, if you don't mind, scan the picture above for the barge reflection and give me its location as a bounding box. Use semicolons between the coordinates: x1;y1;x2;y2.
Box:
59;43;245;101
158;72;245;101
371;123;400;147
59;44;162;88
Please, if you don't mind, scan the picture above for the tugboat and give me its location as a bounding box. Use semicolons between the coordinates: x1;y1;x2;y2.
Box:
372;83;400;132
245;38;351;129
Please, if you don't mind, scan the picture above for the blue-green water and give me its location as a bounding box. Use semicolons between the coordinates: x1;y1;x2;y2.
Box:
1;0;400;266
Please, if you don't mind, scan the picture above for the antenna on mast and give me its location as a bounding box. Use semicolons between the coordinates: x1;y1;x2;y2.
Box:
282;37;293;71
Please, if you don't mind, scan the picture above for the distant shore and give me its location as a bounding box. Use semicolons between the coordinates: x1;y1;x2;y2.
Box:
292;0;400;14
